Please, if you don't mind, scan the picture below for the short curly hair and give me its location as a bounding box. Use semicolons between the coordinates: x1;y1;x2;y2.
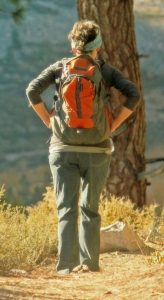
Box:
68;20;100;52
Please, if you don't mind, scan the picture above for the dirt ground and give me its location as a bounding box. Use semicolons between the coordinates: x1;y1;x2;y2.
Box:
0;252;163;300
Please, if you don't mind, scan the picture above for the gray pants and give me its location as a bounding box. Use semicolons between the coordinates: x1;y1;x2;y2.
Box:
49;151;110;273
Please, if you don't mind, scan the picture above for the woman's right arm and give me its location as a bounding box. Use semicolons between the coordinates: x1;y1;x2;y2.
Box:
26;62;61;127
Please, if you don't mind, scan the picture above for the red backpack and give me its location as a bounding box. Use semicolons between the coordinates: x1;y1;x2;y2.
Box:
52;55;112;145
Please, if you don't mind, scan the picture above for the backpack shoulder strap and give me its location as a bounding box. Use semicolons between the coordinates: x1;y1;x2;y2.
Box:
60;57;74;78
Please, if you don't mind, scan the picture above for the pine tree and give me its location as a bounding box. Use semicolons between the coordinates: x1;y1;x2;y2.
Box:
77;0;146;206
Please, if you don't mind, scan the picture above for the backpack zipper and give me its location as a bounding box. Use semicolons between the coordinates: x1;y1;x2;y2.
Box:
75;77;83;118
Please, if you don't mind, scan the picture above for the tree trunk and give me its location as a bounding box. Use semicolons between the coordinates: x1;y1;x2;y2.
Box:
77;0;146;206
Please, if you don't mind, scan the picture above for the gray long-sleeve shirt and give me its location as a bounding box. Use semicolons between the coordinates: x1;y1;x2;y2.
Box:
26;59;140;109
26;58;140;153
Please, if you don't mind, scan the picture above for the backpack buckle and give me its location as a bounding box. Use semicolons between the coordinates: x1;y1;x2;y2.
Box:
55;100;61;112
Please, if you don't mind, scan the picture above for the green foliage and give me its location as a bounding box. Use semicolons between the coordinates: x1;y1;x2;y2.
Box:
0;0;31;23
12;6;25;23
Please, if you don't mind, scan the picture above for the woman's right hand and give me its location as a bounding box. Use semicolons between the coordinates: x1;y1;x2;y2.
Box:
49;108;55;129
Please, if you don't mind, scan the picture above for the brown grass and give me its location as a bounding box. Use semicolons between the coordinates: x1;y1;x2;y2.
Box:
0;186;163;271
0;186;58;270
99;195;157;237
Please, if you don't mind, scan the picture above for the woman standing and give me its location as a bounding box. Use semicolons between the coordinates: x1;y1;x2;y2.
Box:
26;20;140;275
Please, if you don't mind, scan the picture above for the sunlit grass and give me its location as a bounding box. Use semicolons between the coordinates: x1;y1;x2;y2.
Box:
0;185;163;271
99;195;157;236
0;186;58;270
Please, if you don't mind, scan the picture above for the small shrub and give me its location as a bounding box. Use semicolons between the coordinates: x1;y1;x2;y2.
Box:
149;250;164;264
0;186;58;271
99;194;156;236
0;186;163;271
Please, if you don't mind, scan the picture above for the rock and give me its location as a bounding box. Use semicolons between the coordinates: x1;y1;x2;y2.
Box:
100;221;153;254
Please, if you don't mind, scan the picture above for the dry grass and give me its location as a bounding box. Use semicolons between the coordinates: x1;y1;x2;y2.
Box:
99;195;157;236
0;186;163;271
0;186;58;271
99;195;164;265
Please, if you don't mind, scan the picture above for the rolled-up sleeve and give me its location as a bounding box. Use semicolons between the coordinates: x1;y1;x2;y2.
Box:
101;63;140;110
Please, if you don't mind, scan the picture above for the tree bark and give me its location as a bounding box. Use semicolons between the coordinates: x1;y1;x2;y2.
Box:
77;0;146;206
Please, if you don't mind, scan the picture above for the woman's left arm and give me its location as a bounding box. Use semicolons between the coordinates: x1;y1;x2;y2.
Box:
101;63;140;132
101;62;140;110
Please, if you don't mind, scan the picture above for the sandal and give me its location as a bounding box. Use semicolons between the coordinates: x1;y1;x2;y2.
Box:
72;265;83;273
81;264;90;272
72;264;90;273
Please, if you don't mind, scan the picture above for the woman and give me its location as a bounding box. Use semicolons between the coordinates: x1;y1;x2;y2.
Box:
26;20;140;274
